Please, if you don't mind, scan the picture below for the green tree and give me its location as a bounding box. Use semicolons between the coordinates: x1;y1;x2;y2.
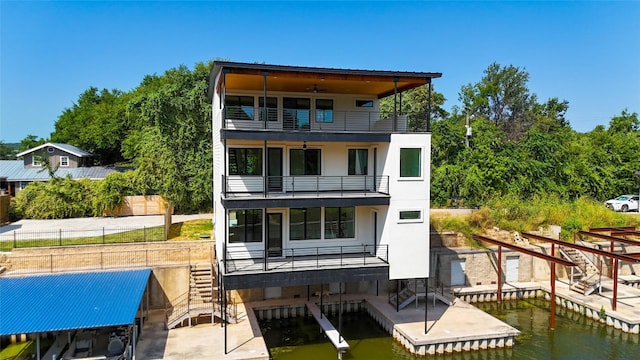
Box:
459;63;537;140
0;141;16;160
51;87;130;165
18;135;46;151
123;62;213;212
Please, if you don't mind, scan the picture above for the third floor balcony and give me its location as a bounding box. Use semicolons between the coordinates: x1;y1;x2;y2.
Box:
223;106;417;133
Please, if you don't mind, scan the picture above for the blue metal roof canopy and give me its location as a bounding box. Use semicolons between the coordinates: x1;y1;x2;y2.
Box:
0;269;151;335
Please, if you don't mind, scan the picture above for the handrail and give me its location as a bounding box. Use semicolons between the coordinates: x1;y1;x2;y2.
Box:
223;175;390;196
224;107;424;133
223;244;388;274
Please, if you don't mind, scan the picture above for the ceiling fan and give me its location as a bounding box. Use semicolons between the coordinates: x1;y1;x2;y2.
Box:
306;84;327;93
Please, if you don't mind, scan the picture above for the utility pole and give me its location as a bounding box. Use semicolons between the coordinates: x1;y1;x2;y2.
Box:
465;115;472;148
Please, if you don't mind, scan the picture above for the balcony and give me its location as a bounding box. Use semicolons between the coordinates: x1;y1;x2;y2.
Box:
223;107;413;133
221;244;389;275
222;175;389;199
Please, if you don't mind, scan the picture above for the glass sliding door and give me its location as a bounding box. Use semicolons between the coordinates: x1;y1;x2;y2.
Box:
267;148;283;192
267;213;283;257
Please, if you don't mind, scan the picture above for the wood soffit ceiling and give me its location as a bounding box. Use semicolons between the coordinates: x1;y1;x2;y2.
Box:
221;68;439;99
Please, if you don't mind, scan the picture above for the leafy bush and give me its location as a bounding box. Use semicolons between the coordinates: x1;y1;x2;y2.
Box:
14;177;95;219
93;171;136;216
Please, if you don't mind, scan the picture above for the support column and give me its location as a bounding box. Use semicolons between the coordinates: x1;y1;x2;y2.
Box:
424;277;428;334
338;282;343;343
550;244;556;330
426;79;432;132
497;246;502;303
393;77;398;132
320;283;324;319
613;258;619;311
224;288;228;354
263;71;268;129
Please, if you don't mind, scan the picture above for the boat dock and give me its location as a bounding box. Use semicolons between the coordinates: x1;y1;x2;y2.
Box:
305;301;350;357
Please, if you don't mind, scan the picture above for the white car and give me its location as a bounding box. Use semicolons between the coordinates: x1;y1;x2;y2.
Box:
605;195;640;212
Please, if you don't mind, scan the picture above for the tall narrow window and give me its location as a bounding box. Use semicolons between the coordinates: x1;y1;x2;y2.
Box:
315;99;333;123
225;95;254;120
290;208;321;240
59;156;69;167
348;149;368;175
229;209;262;243
259;97;278;122
400;148;421;177
290;149;320;175
229;148;262;175
325;207;355;238
283;97;310;129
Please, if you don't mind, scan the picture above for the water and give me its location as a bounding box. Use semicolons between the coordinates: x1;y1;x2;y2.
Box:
258;299;639;360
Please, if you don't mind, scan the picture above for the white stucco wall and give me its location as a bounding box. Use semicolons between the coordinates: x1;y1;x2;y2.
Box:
379;133;431;279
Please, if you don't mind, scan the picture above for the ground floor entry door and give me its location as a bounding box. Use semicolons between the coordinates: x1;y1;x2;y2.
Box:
506;256;519;282
267;213;283;257
451;259;466;286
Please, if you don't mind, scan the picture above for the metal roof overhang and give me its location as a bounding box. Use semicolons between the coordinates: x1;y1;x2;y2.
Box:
222;195;390;210
209;61;442;101
0;269;151;336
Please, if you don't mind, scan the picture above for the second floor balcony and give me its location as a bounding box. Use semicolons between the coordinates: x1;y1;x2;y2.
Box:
223;107;416;133
222;174;390;200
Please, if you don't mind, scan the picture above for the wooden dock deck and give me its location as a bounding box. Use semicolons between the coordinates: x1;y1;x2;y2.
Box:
305;302;349;355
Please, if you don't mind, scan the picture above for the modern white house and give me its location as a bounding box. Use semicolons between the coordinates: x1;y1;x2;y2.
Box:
209;62;441;306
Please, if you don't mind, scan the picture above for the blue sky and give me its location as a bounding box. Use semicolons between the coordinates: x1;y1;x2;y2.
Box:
1;1;639;143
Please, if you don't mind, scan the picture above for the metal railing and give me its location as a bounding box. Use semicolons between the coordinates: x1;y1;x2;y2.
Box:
224;107;418;133
165;291;237;328
223;175;390;197
222;243;388;274
4;246;213;274
0;226;165;251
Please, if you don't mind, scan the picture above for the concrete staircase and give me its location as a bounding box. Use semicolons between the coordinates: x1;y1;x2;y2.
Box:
390;279;451;310
166;263;231;329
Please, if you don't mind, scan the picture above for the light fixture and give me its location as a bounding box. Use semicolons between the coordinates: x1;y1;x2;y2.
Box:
302;141;307;150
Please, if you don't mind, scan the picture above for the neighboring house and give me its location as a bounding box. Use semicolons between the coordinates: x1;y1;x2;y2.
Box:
210;62;441;303
0;142;116;196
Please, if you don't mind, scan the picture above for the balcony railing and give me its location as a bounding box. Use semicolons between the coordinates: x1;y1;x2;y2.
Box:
224;106;414;132
222;175;389;197
222;244;389;274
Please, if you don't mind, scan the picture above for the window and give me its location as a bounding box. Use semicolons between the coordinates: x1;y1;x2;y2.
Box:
315;99;333;123
290;149;320;175
356;100;373;108
47;147;55;153
400;148;421;177
60;156;69;167
325;207;354;238
225;95;254;120
399;210;422;223
32;156;41;167
348;149;368;175
290;208;321;240
283;97;310;129
229;148;262;175
229;209;262;243
258;97;278;122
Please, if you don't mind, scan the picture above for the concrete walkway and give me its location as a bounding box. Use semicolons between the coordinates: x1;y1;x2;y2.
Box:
136;304;269;360
136;292;521;359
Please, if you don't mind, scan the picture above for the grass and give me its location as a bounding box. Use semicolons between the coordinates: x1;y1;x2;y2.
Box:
431;195;640;246
168;218;213;240
0;218;213;251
